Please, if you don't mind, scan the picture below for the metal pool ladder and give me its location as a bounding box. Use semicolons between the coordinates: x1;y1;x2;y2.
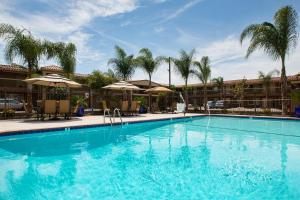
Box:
103;109;112;125
113;108;123;125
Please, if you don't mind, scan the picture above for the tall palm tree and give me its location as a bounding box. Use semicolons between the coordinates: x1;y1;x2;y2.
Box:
45;42;77;78
212;76;224;100
108;45;136;81
240;6;298;115
136;48;162;111
193;56;211;111
258;69;279;108
172;49;196;108
0;23;55;112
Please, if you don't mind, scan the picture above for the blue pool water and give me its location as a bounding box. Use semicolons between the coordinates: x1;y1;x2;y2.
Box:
0;116;300;199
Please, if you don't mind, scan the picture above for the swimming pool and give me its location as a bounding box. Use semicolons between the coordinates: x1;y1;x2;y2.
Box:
0;116;300;199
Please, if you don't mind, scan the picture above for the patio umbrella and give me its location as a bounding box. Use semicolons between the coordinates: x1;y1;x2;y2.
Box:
102;81;142;103
145;86;172;93
102;81;141;91
24;74;81;88
145;86;173;112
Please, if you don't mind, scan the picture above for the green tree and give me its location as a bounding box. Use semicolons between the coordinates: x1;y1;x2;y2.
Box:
136;48;162;111
258;69;279;107
108;45;136;81
88;70;117;89
233;78;248;107
212;76;224;100
193;56;211;111
240;5;298;114
45;41;77;78
172;49;196;108
0;23;55;112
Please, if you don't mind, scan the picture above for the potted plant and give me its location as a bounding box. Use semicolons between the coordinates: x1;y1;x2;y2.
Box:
71;95;88;117
134;96;147;113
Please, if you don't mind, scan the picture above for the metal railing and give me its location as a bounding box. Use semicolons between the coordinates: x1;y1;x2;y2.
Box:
187;99;294;116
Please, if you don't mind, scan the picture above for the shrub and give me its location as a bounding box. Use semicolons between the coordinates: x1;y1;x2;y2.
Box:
1;109;15;118
262;108;271;116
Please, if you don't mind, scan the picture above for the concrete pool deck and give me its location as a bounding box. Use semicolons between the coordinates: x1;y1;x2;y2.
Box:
0;113;204;134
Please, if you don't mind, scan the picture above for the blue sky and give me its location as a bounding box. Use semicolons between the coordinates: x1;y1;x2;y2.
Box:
0;0;299;84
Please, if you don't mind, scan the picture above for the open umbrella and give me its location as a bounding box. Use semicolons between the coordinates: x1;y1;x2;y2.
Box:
145;86;172;93
24;74;81;88
102;81;142;105
102;81;141;91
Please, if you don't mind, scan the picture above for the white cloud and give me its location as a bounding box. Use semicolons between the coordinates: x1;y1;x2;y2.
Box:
135;35;300;85
158;0;203;24
0;0;138;68
195;35;300;81
0;0;138;35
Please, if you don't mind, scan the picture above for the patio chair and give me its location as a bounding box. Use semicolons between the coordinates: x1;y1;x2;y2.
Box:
151;102;160;113
101;100;109;110
59;100;70;119
167;102;177;113
130;101;139;116
43;100;57;119
121;101;129;115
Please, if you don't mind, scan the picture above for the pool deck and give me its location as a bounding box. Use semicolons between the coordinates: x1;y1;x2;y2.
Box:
0;113;204;135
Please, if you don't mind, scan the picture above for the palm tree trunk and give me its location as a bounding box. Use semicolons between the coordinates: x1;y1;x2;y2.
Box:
185;80;188;110
265;90;268;109
26;65;33;114
204;84;207;111
149;74;152;112
281;57;288;115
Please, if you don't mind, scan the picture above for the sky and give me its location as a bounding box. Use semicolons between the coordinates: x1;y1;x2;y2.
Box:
0;0;299;85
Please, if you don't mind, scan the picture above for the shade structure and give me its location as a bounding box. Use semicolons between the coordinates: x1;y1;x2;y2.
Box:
102;81;142;91
24;74;81;88
145;86;172;93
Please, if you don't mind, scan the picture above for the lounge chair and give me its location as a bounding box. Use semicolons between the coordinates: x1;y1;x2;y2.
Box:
43;100;57;119
59;100;70;119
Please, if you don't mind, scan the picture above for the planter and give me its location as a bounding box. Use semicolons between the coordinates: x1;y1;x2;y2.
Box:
295;106;300;118
76;106;85;117
139;106;147;114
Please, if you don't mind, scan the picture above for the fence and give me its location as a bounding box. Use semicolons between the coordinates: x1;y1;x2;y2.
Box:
188;99;294;116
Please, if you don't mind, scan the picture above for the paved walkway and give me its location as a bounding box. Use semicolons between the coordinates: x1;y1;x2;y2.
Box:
0;113;204;134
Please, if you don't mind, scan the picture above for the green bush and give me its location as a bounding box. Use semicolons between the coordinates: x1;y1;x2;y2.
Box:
291;91;300;105
1;109;15;118
262;108;271;116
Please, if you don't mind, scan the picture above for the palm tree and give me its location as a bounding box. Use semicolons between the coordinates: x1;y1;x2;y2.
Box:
258;69;279;108
0;23;55;112
45;42;77;78
212;76;224;100
108;45;136;81
240;5;298;115
193;56;211;111
172;49;196;108
136;48;162;111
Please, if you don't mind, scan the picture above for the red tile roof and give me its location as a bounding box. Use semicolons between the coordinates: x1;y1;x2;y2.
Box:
176;74;300;88
40;65;63;72
128;80;163;87
0;64;27;73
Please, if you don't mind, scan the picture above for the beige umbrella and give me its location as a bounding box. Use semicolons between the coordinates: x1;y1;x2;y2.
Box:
24;74;81;88
145;86;172;93
102;81;142;91
102;81;142;104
